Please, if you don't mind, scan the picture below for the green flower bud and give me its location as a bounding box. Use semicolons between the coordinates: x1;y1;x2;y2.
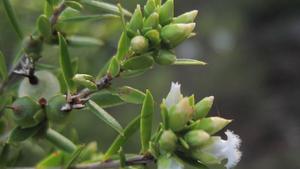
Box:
11;97;42;128
168;97;194;132
144;12;159;29
154;49;176;65
159;0;174;25
191;117;232;135
173;10;198;23
73;74;97;90
145;29;161;45
184;130;210;147
161;23;196;48
194;96;214;119
191;148;220;165
18;70;60;100
144;0;156;17
123;53;154;70
128;5;143;32
46;95;71;124
130;35;149;54
159;130;177;153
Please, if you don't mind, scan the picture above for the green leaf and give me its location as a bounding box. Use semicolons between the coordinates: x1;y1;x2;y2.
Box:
37;15;51;38
90;90;125;108
45;128;77;153
64;1;83;11
117;86;145;104
87;100;123;135
64;145;85;169
173;59;207;65
36;151;67;169
67;36;103;47
104;116;140;160
2;0;24;39
116;32;131;61
107;57;120;77
58;33;76;93
0;51;8;80
8;125;42;142
60;14;119;23
83;0;132;16
123;54;154;70
43;1;53;17
119;68;149;78
140;90;154;153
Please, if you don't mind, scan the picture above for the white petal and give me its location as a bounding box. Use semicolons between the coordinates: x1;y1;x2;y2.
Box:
203;130;242;169
165;82;182;110
224;130;242;168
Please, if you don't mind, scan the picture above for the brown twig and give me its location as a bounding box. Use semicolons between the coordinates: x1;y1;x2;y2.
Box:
72;155;154;169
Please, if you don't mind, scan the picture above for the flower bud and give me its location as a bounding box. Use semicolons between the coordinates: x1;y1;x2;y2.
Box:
18;70;60;100
184;130;210;147
144;12;159;29
144;0;156;17
173;10;198;23
158;155;184;169
46;95;71;124
11;97;42;128
165;82;182;110
194;96;214;119
159;0;174;25
159;130;177;153
130;35;149;54
154;49;176;65
168;97;194;132
191;117;232;135
145;29;161;45
161;23;196;48
73;74;97;90
128;5;143;32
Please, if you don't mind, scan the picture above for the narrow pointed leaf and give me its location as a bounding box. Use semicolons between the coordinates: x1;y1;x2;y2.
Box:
58;33;76;93
37;15;51;38
0;51;8;80
140;90;154;153
107;57;120;77
3;0;24;39
90;90;125;108
117;86;145;104
87;100;123;135
116;32;131;61
67;36;103;47
64;145;85;169
83;0;132;16
123;54;154;70
65;1;83;11
104;116;140;160
45;128;77;153
36;151;66;168
60;14;119;23
173;59;207;65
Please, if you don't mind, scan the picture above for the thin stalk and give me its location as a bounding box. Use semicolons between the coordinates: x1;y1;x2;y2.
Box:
45;128;77;153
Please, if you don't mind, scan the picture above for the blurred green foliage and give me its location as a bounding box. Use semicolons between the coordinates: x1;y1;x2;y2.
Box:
1;0;300;168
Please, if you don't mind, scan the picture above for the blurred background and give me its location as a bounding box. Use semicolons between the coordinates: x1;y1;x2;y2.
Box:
1;0;300;168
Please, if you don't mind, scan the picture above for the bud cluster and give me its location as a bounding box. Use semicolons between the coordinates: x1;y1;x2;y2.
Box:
122;0;198;70
154;82;241;169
